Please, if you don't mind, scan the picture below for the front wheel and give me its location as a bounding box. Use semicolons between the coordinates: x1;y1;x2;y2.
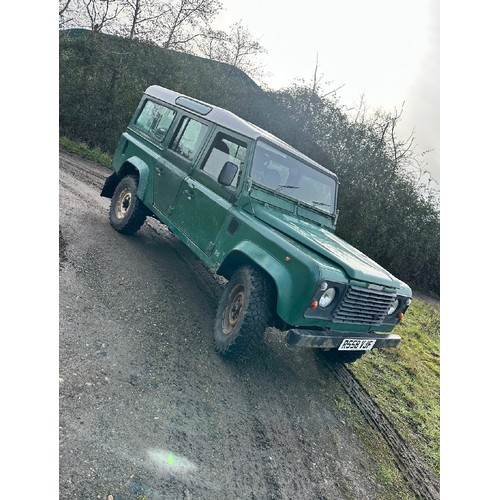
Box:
109;175;148;234
214;266;271;356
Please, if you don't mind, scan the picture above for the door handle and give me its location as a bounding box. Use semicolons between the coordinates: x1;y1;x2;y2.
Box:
155;166;163;175
183;189;193;200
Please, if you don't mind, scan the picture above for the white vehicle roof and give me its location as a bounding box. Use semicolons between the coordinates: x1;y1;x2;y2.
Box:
145;85;336;178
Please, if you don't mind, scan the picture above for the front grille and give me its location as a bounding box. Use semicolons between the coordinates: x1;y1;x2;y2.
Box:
332;286;396;326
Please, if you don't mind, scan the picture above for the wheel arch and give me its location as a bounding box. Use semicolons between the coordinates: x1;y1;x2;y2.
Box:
216;245;293;327
115;157;150;200
102;157;151;200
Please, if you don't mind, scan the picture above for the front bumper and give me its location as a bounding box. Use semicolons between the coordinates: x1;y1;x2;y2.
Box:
285;329;401;349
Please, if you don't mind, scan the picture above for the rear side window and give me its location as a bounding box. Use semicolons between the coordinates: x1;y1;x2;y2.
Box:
170;117;208;161
135;100;176;142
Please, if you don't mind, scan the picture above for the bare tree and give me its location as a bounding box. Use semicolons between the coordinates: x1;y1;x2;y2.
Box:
59;0;72;17
59;0;80;28
197;28;228;60
197;21;267;79
223;21;267;75
126;0;142;37
146;0;223;51
81;0;127;33
122;0;171;39
59;0;267;76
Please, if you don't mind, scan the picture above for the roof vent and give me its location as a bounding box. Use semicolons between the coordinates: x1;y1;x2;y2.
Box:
175;96;212;115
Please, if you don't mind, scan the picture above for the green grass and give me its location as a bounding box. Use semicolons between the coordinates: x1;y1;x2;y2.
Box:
348;298;440;475
59;136;113;169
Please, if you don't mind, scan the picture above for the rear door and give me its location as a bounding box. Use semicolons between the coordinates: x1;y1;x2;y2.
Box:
152;114;210;217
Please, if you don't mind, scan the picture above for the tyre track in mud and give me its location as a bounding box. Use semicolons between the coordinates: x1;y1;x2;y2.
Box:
241;365;340;500
331;364;440;499
59;149;438;499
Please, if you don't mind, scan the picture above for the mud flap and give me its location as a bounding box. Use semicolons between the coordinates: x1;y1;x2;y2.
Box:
100;173;119;198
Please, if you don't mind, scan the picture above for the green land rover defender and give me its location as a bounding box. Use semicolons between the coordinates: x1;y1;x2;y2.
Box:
101;85;412;363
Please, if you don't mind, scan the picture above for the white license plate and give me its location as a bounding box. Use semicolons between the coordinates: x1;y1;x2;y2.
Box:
338;339;376;351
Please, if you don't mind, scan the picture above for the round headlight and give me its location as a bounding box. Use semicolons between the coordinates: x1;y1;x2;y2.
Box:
387;299;400;315
319;288;336;308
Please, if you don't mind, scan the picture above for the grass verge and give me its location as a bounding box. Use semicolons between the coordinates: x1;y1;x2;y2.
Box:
60;136;112;169
348;298;440;476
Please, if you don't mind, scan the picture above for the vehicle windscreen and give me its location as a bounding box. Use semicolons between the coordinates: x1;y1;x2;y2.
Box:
250;140;337;214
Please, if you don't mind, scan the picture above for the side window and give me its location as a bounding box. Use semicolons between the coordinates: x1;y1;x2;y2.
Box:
170;117;208;161
135;100;176;142
201;133;247;188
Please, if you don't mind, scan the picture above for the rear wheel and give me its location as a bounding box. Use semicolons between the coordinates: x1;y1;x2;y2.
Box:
214;266;271;356
109;175;148;234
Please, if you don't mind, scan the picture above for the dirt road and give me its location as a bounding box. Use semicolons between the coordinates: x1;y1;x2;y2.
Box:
59;150;414;499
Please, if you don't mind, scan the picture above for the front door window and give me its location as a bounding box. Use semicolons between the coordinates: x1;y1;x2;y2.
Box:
201;133;247;188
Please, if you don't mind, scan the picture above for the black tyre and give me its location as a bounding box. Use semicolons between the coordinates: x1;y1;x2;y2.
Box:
321;349;366;364
214;266;271;356
109;175;148;234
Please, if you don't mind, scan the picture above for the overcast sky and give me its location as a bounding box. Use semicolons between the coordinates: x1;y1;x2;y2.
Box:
213;0;440;185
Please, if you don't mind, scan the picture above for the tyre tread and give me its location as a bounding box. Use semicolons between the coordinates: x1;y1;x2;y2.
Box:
109;175;148;235
214;266;271;357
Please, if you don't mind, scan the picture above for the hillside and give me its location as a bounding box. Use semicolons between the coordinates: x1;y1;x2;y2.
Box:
60;29;263;152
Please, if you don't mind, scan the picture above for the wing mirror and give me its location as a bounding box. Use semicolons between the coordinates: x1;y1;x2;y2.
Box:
218;161;238;186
